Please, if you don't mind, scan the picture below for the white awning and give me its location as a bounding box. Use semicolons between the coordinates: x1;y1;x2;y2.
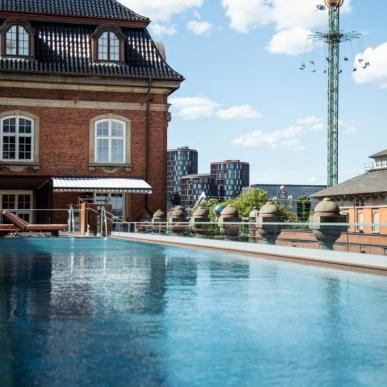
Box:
52;178;152;194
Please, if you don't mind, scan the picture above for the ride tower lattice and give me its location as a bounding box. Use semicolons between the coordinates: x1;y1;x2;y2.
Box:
311;0;360;187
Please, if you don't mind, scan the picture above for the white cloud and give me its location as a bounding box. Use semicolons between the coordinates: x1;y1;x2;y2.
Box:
267;28;314;56
233;126;305;150
150;23;177;36
221;0;273;33
353;42;387;88
215;105;262;120
119;0;203;22
222;0;352;55
296;116;324;131
186;20;213;35
273;0;351;31
170;97;220;119
170;98;262;120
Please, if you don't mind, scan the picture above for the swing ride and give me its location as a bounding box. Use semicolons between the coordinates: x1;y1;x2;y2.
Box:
300;1;370;187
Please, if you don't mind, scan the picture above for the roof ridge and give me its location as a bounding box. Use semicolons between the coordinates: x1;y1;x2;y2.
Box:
0;0;150;23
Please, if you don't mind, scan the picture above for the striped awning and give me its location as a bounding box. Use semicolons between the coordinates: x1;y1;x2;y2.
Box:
52;177;152;194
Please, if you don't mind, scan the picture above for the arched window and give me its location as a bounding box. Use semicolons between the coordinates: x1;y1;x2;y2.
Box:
5;25;29;56
0;116;34;161
95;119;126;163
98;32;120;61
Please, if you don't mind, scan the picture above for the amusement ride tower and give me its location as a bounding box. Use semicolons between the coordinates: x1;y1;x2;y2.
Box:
312;0;360;187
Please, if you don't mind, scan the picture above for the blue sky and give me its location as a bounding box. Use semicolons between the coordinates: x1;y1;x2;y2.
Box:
121;0;387;185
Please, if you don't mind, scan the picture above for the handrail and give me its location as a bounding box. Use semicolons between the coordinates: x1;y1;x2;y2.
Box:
112;221;387;227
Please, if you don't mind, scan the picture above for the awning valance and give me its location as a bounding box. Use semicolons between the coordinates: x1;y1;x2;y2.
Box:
52;178;152;194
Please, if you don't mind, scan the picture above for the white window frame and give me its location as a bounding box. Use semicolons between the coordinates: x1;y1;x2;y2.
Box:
0;190;33;222
97;31;120;62
94;119;126;164
5;25;30;57
0;116;34;162
372;210;380;234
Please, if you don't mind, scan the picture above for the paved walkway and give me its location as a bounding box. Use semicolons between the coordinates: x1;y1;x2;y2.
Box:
112;232;387;275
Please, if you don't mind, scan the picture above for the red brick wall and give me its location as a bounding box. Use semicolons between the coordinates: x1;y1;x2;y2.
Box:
0;87;169;220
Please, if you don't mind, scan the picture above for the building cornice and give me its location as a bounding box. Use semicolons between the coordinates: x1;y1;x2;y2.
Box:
0;73;182;95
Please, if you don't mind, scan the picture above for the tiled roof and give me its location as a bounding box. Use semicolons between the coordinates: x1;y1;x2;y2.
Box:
312;168;387;197
0;0;148;22
0;22;183;80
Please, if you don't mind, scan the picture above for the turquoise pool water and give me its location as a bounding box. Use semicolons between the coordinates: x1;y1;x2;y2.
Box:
1;238;387;386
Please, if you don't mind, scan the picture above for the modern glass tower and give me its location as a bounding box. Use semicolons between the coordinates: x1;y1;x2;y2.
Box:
210;160;250;201
167;147;198;206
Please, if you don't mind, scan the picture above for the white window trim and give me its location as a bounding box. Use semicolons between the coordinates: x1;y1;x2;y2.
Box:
5;25;30;57
0;190;33;222
94;119;126;164
98;31;120;62
0;116;34;162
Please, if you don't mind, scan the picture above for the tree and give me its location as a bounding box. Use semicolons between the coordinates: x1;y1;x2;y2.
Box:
225;189;269;219
297;196;311;222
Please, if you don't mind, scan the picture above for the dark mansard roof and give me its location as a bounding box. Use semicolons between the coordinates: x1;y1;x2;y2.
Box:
0;0;148;23
0;21;183;80
312;168;387;198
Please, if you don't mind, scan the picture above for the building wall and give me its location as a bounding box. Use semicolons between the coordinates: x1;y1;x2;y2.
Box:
342;206;387;235
0;86;169;219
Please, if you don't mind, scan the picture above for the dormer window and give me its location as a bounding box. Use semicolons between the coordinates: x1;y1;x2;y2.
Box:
0;20;34;58
91;26;125;63
98;32;119;61
6;25;29;56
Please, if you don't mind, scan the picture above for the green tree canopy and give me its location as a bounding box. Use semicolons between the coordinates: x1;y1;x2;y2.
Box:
225;189;269;219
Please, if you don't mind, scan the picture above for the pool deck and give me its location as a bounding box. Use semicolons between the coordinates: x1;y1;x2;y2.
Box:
112;232;387;275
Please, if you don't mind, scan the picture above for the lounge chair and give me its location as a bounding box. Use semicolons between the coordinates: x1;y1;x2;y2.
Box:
2;210;69;236
0;224;21;237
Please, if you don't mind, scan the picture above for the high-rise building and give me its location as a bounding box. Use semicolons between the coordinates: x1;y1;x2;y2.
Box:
180;174;216;208
167;147;198;206
211;160;250;201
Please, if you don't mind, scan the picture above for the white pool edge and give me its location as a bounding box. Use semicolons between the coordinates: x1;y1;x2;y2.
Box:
111;232;387;274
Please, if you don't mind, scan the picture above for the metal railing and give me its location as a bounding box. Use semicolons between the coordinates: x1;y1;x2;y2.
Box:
112;221;387;257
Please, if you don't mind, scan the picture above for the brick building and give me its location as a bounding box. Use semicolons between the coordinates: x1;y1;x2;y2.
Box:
312;149;387;235
0;0;183;223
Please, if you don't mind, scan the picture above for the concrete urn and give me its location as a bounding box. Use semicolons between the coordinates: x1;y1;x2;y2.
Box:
191;207;210;236
257;202;281;245
312;198;347;250
152;209;166;233
218;206;240;238
170;206;188;234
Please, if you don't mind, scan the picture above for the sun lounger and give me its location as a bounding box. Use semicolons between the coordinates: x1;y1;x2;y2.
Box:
0;224;21;237
2;210;68;236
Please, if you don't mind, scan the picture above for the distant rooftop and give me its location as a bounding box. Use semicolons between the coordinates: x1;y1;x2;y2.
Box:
182;174;213;179
370;149;387;159
312;168;387;198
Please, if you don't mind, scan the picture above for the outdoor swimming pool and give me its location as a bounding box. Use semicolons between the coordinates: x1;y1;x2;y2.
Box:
1;238;387;386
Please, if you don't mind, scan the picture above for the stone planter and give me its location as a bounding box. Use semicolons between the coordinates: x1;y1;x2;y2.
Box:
312;198;348;250
218;206;240;239
257;202;281;245
170;206;188;234
191;207;211;237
